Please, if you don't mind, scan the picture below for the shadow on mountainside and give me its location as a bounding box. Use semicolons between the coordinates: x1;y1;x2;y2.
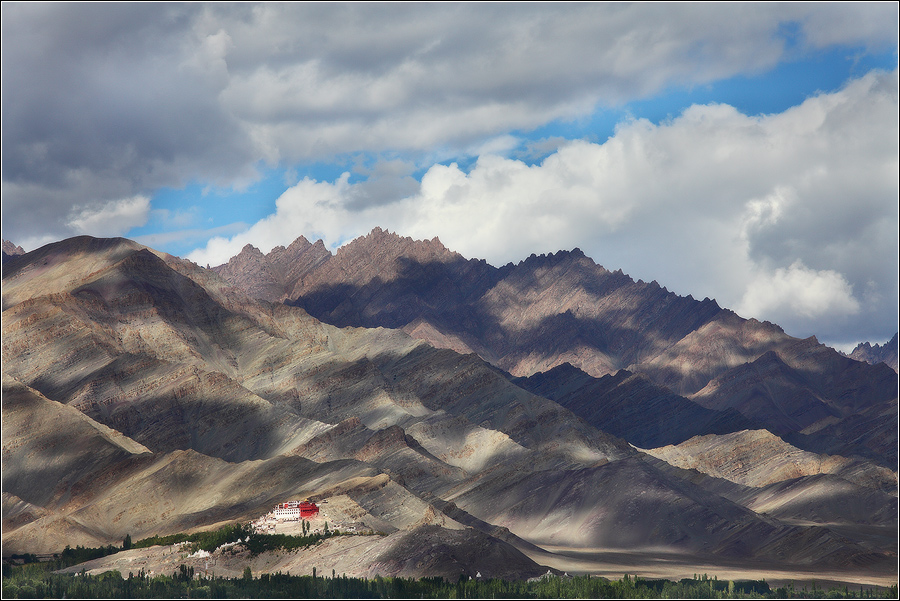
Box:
289;255;721;377
289;255;897;470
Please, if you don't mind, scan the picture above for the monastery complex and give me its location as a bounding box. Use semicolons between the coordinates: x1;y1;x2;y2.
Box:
250;497;370;537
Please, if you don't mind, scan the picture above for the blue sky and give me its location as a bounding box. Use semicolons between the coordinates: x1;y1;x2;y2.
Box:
2;3;897;349
130;41;896;257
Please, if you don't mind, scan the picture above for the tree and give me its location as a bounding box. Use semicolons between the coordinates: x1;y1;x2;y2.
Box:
123;534;132;550
242;566;252;581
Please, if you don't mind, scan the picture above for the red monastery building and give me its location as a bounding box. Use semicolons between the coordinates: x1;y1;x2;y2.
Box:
272;500;319;520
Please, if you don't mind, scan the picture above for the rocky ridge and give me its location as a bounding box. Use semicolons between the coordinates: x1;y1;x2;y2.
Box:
217;230;898;468
1;237;626;566
643;429;897;492
2;233;897;581
512;363;758;449
2;239;25;263
847;334;899;373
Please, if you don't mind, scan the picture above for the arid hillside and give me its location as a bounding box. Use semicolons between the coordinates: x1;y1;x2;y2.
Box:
218;229;898;467
2;234;896;583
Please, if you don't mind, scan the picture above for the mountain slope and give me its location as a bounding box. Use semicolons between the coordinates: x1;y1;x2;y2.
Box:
442;455;891;569
0;235;629;561
3;234;896;577
214;229;897;468
690;348;898;465
513;363;757;448
847;333;899;373
1;374;385;554
643;429;897;493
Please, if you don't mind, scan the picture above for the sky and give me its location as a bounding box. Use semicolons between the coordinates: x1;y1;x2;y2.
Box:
2;3;898;350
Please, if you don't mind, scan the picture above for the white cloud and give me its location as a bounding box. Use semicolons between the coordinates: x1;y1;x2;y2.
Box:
789;2;898;50
66;196;150;237
133;222;248;254
3;4;895;344
4;3;897;248
736;260;860;322
187;175;356;266
188;68;897;344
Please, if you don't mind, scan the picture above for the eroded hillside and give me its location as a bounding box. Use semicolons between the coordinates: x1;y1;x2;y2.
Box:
2;234;897;582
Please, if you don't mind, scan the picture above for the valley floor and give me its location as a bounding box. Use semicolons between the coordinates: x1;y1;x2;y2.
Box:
524;544;899;590
42;537;898;592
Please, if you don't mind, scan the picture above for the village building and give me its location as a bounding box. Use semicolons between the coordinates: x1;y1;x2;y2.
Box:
271;500;319;521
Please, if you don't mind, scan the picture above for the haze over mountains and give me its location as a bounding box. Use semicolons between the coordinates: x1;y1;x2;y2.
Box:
2;230;897;582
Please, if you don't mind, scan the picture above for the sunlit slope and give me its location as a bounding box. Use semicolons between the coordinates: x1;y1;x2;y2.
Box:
0;375;386;554
2;237;628;469
2;235;895;573
221;229;897;466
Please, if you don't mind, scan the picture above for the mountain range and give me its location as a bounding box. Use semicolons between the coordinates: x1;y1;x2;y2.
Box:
847;334;899;373
2;230;897;584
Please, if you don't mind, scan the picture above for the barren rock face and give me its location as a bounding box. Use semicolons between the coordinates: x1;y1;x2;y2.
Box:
1;236;623;564
2;232;897;580
2;239;25;265
847;333;899;373
512;363;757;449
220;230;896;464
643;429;897;492
212;236;332;303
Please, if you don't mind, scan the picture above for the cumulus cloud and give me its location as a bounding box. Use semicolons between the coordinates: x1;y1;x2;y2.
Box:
66;196;150;237
189;68;898;344
3;3;897;246
736;260;860;324
3;4;896;344
1;3;256;245
188;175;356;265
133;222;249;255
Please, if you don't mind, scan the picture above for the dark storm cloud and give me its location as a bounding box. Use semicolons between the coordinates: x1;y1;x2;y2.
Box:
2;2;896;255
1;3;255;246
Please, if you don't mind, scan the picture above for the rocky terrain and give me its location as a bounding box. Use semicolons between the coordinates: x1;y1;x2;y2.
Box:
847;334;899;373
1;239;25;264
643;429;896;491
2;232;897;584
217;230;898;468
512;363;757;448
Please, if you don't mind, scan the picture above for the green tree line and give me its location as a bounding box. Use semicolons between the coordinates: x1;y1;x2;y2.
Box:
3;563;898;599
4;526;896;599
4;522;354;574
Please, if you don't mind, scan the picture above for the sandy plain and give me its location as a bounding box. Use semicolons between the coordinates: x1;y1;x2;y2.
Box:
522;545;898;590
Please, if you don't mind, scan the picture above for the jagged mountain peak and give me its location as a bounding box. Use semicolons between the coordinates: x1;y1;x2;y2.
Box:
4;232;898;581
847;332;899;372
266;227;894;464
209;235;332;303
220;243;269;268
516;247;597;271
239;243;264;255
282;234;315;252
332;227;459;266
2;238;25;257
